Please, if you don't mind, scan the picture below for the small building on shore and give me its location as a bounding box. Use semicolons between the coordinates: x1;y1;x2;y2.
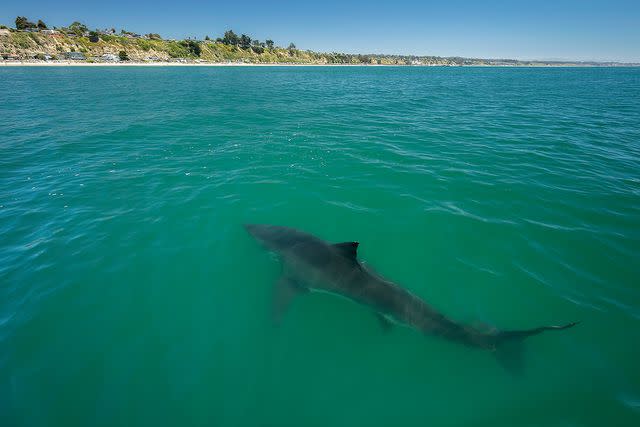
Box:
100;53;119;62
65;52;86;60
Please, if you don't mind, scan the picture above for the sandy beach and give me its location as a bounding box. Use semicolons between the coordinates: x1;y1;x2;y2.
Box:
0;60;404;67
1;61;621;67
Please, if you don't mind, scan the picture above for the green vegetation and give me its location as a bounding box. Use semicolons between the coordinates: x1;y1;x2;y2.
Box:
181;40;201;56
27;32;41;44
10;32;33;49
166;41;191;58
239;34;251;49
118;50;129;61
15;16;36;30
221;30;239;46
68;22;88;36
98;34;117;43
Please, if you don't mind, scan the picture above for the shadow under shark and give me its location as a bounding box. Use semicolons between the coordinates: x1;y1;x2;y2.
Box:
245;224;578;372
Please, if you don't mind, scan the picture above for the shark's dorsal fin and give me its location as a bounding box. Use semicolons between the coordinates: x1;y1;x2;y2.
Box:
332;241;359;260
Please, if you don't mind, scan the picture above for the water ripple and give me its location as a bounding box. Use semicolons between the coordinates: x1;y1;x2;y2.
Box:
1;66;639;426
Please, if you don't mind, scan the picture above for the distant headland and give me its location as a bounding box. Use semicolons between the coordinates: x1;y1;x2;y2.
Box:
1;17;637;66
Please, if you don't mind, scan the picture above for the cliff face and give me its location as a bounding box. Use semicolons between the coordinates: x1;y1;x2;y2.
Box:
0;32;334;63
0;31;446;64
1;32;178;61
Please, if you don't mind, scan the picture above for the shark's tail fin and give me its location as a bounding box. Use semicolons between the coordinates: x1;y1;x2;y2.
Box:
490;321;579;374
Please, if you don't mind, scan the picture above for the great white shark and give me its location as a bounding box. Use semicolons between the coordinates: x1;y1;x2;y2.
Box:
245;224;578;370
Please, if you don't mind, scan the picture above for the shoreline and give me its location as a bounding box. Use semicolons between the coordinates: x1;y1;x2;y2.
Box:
2;61;390;67
1;60;636;67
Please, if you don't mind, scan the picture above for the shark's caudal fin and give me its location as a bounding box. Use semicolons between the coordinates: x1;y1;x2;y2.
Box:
491;321;579;374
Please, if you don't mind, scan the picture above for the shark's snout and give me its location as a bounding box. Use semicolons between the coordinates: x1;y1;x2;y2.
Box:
244;224;271;240
244;224;287;247
244;224;310;252
243;223;258;235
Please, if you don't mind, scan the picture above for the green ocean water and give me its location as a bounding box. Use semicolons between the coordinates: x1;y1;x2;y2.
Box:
0;66;639;426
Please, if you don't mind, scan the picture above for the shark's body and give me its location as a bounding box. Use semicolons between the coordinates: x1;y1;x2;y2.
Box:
245;224;577;361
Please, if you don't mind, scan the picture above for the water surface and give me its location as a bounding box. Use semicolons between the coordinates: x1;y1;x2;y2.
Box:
1;66;639;426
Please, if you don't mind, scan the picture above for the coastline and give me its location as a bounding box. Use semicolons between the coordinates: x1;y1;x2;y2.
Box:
1;60;635;67
1;61;388;67
2;26;636;68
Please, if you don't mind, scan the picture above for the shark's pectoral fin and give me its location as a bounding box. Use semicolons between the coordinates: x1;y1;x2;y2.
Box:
493;340;525;376
376;313;393;332
272;276;307;325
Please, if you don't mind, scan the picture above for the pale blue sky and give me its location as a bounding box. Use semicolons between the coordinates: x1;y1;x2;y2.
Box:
2;0;639;62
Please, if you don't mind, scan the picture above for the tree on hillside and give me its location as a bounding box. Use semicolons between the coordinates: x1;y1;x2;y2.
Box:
204;35;210;41
265;39;274;49
288;42;296;54
239;34;252;49
119;50;129;61
15;16;36;30
251;39;264;53
68;21;88;36
37;20;47;30
222;30;239;46
181;40;201;57
146;33;162;40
